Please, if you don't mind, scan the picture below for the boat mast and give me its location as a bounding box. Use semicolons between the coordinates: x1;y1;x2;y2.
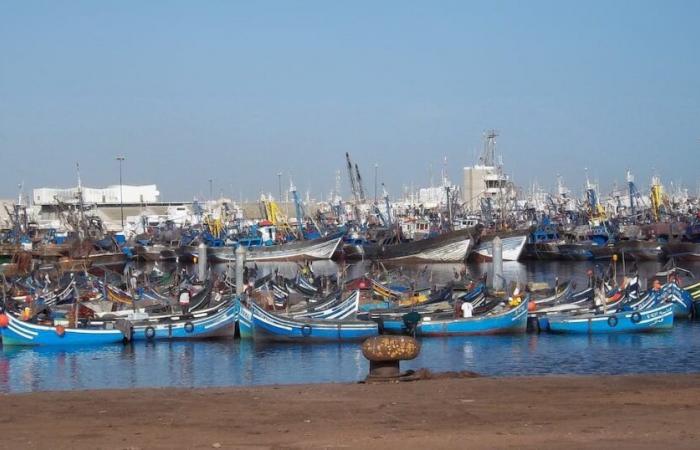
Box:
76;162;86;242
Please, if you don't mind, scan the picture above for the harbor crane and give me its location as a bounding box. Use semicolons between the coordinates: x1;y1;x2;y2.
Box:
345;152;364;224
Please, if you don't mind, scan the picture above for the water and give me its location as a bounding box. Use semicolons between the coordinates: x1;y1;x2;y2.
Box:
2;260;699;393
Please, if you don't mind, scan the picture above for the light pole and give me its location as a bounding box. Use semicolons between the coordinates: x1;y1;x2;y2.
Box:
277;172;282;205
116;156;125;229
374;163;378;204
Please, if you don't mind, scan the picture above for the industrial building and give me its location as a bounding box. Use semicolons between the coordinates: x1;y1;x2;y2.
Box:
32;185;160;206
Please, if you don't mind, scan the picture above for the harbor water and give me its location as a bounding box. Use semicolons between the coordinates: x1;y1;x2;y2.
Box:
2;261;699;394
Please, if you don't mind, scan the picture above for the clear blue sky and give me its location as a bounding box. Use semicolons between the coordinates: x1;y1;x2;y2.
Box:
1;1;698;202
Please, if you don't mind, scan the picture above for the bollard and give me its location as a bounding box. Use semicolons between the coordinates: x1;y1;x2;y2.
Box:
362;335;420;381
491;236;503;291
197;242;207;281
235;245;247;295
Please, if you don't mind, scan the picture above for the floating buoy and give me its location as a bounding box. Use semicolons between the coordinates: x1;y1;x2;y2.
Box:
0;314;8;328
55;325;66;337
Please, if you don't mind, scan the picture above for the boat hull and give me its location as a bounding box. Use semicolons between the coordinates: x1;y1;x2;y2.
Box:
128;301;238;341
414;299;529;336
471;235;527;262
662;243;700;262
377;229;475;262
545;303;674;334
0;314;124;346
209;236;342;263
238;300;377;342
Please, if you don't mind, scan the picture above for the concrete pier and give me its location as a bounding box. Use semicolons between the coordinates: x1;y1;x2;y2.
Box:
197;242;207;281
235;245;247;295
491;236;504;291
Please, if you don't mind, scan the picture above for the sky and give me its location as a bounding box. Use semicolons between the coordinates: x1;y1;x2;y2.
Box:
1;1;698;202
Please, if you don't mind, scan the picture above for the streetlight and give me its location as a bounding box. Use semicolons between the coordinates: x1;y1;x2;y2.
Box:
374;163;378;204
277;172;283;205
116;155;125;229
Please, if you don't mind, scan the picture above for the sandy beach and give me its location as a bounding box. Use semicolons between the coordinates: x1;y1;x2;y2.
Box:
1;373;699;449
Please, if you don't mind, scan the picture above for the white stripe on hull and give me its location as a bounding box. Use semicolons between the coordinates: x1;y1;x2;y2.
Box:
474;236;527;261
212;237;341;262
386;239;471;263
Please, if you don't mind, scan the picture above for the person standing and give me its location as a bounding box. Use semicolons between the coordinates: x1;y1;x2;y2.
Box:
461;301;474;318
179;288;191;314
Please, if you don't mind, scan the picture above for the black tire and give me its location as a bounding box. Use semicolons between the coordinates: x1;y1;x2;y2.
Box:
630;312;642;324
607;316;618;328
301;324;312;337
145;326;156;340
184;322;194;333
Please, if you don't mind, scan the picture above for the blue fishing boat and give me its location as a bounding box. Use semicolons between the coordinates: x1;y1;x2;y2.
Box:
683;281;700;317
291;290;360;320
0;312;124;346
658;282;694;319
392;297;529;337
544;301;674;334
237;299;377;342
127;299;239;341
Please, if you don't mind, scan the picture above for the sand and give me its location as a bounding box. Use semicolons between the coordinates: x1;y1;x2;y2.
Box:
1;374;699;449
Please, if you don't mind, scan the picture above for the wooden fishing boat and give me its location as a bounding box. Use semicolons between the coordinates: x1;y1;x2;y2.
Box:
358;286;458;321
126;299;238;341
556;243;596;260
375;228;477;262
523;241;562;260
391;296;529;337
522;222;565;260
290;290;360;320
683;281;700;317
662;242;700;262
208;235;343;263
237;300;378;342
658;281;694;319
370;278;408;300
134;244;178;262
543;301;674;334
0;312;124;346
470;232;528;262
613;240;663;261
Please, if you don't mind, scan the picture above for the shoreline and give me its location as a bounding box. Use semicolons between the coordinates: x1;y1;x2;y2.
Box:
2;373;700;449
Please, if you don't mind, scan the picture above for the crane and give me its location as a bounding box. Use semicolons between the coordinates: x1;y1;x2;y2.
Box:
355;163;366;203
345;152;363;224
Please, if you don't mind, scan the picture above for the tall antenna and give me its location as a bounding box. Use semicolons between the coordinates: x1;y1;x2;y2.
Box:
442;155;448;186
334;169;342;203
481;130;499;166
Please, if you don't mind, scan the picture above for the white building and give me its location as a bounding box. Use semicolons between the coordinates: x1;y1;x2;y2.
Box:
417;184;459;209
462;131;514;212
33;185;160;206
462;165;512;211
